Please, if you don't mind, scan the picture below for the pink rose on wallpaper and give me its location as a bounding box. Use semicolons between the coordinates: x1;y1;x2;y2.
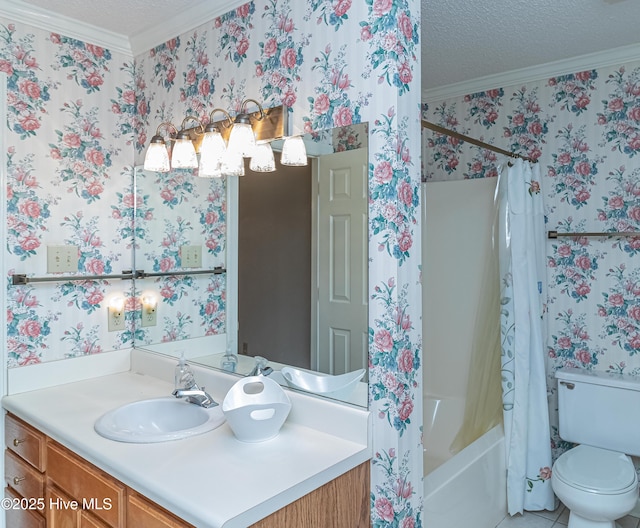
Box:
20;114;40;132
159;257;175;272
19;320;41;338
86;44;105;58
398;396;413;421
334;0;351;16
609;293;625;307
85;290;104;306
282;89;296;107
628;305;640;321
398;230;412;252
373;0;393;16
236;3;250;17
236;37;249;56
19;200;41;218
204;211;219;225
314;93;330;115
160;188;175;202
0;59;14;75
374;161;393;184
263;38;278;58
167;68;176;83
360;26;372;41
85;71;103;88
574;255;592;270
255;64;263;77
198;78;211;97
397;349;413;372
280;48;297;69
204;301;219;315
627;136;640;151
85;180;103;197
63;133;81;148
575;189;590;203
333;106;353;127
398;13;413;40
575;161;591;176
382;372;398;391
393;477;413;499
85;259;104;275
512;113;525;126
122;90;136;104
160;284;175;300
528;121;542;135
19;79;40;99
608;98;624;112
557;244;572;257
575;349;591;364
398;62;412;84
575;282;590;297
85;148;105;166
20;236;40;252
277;15;294;33
375;498;394;522
557;336;572;349
206;238;219;252
608;195;625;209
186;69;196;85
374;329;394;352
402;517;416;528
630;334;640;349
628;206;640;222
398;181;413;206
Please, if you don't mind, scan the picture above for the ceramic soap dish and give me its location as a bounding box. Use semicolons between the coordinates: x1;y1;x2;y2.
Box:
222;376;291;443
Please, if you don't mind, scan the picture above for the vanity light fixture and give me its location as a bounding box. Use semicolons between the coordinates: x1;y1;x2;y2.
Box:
143;102;297;176
249;141;276;172
198;108;233;178
227;98;265;158
280;135;308;166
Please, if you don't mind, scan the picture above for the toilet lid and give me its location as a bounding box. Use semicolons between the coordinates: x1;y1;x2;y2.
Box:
554;445;637;494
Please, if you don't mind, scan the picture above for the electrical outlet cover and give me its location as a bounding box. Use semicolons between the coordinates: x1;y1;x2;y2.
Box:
181;245;202;268
47;245;79;273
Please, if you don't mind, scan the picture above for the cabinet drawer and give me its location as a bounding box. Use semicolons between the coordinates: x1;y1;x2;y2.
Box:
5;413;46;472
5;450;45;502
127;491;194;528
47;441;125;528
5;486;45;528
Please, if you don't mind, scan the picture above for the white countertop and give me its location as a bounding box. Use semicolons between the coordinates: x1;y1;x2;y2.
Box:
2;352;370;528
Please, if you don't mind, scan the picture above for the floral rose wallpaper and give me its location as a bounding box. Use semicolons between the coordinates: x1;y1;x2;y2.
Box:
3;0;423;526
423;60;640;460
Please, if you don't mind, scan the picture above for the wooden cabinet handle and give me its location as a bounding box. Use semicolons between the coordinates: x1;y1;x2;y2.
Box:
13;438;25;447
13;476;25;485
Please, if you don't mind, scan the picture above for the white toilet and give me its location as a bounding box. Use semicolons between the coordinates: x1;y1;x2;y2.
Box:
552;368;639;528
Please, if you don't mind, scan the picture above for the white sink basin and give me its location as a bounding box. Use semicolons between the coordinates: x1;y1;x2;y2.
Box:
94;397;225;443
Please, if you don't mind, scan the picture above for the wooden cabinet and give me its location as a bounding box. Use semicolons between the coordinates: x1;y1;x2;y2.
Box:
4;413;369;528
4;414;47;527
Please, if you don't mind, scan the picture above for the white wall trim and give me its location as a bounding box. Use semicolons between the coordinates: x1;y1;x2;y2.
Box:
0;0;246;58
7;349;132;395
0;0;132;55
129;0;244;56
423;42;640;103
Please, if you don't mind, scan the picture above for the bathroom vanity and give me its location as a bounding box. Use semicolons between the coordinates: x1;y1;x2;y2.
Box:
2;351;371;527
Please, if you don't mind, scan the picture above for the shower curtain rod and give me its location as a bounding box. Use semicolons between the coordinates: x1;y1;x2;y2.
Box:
547;230;640;239
421;120;537;163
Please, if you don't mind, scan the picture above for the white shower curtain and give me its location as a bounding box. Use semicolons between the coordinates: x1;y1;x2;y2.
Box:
498;158;555;515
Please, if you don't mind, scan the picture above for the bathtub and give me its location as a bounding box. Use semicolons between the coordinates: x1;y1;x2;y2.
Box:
423;395;507;528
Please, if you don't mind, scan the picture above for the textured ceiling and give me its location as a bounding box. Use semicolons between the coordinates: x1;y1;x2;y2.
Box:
14;0;640;95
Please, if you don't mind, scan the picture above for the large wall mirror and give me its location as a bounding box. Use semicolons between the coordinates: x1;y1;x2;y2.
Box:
133;123;369;407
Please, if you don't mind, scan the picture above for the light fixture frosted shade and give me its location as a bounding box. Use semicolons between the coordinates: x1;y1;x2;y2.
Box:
281;136;308;166
221;150;245;176
227;122;256;158
143;141;170;172
199;130;227;177
249;142;276;172
171;137;198;169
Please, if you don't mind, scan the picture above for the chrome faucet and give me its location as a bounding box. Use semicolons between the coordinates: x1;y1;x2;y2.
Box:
172;385;218;408
248;356;273;377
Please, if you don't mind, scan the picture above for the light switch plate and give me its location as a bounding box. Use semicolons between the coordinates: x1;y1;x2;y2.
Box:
47;245;79;273
181;245;202;268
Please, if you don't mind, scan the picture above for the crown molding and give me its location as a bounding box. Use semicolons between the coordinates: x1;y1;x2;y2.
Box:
0;0;245;58
129;0;243;56
423;42;640;103
0;0;132;55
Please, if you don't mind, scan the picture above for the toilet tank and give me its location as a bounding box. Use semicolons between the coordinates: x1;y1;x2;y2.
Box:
556;367;640;456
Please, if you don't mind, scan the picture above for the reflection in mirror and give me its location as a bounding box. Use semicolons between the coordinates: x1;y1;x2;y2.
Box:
134;123;368;407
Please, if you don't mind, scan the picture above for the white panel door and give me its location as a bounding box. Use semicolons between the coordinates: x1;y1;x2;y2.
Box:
314;148;368;375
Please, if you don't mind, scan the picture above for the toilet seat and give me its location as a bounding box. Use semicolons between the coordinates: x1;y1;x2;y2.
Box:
553;445;638;495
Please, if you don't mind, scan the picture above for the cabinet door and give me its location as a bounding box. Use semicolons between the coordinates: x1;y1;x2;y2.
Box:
5;485;45;528
79;510;110;528
47;485;80;528
5;450;45;502
47;440;125;528
127;492;194;528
